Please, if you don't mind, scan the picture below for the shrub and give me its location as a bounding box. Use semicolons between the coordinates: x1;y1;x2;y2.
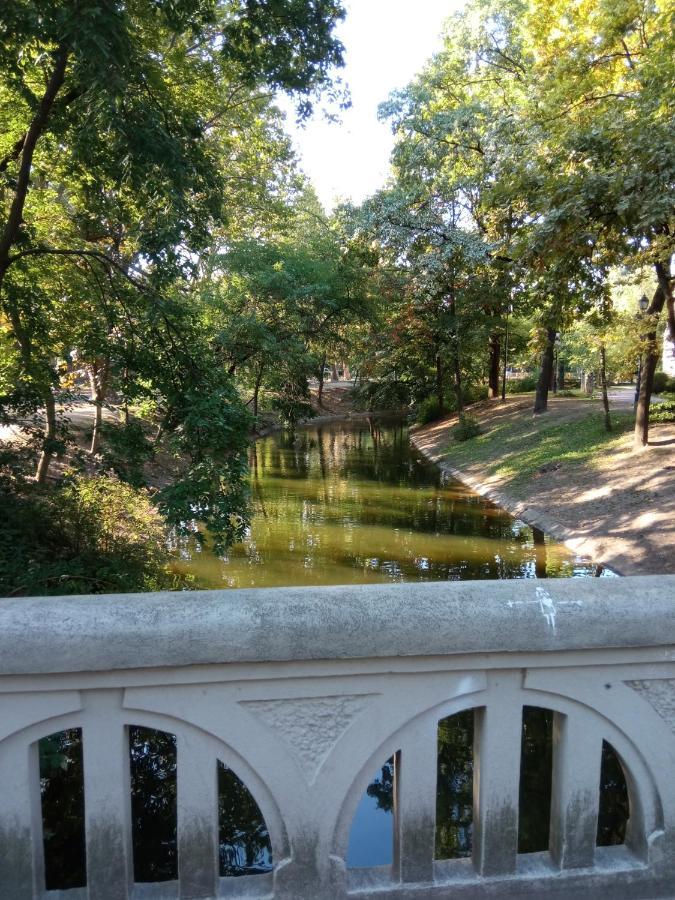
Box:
416;396;445;425
451;414;481;442
652;372;675;394
650;399;675;424
505;375;538;394
0;473;178;596
463;383;489;404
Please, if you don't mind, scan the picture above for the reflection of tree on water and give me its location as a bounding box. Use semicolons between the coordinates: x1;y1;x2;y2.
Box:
218;762;273;875
129;726;178;882
597;742;629;846
360;707;630;865
39;729;86;890
436;711;473;859
533;527;548;579
518;707;552;852
366;756;395;811
249;444;268;519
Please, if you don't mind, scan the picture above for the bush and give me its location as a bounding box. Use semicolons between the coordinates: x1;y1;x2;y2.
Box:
652;372;675;394
505;375;538;394
463;383;489;404
416;396;445;425
0;473;179;596
451;414;481;442
650;399;675;424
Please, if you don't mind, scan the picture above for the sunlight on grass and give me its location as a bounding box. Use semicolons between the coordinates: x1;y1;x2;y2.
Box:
442;412;634;489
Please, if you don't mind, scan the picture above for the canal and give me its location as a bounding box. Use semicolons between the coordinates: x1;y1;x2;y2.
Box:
172;417;603;588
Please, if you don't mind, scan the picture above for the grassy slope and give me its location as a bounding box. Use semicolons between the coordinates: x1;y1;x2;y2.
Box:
441;407;634;496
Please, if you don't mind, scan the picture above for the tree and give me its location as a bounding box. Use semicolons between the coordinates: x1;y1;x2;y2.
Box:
0;0;346;548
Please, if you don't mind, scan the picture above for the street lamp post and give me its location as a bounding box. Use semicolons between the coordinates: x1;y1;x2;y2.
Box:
634;293;650;407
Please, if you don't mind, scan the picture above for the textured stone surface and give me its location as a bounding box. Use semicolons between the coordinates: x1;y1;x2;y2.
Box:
626;679;675;731
243;694;373;782
0;576;674;674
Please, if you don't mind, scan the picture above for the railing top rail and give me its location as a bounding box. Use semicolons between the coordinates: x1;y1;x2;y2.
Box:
0;576;674;676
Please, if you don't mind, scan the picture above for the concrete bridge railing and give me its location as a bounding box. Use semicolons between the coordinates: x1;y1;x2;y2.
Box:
1;576;675;899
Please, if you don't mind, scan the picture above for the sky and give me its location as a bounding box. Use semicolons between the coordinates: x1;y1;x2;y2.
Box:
282;1;463;211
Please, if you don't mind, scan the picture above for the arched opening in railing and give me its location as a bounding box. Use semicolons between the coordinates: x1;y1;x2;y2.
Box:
129;725;177;882
519;705;553;853
35;722;280;892
38;728;86;891
217;760;273;876
346;755;396;869
597;740;630;846
435;710;473;861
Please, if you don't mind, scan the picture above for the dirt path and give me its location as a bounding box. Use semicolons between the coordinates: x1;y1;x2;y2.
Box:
411;394;675;576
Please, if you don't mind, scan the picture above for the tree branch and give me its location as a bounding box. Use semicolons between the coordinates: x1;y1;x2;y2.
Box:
0;46;70;290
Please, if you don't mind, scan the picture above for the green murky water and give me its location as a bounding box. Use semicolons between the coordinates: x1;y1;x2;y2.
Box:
171;417;601;587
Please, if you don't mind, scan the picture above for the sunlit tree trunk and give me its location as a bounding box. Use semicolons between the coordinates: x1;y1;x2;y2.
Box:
487;332;501;399
35;389;57;484
252;360;265;421
634;274;668;448
88;358;110;454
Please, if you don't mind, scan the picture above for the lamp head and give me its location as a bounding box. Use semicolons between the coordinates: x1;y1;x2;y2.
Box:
639;294;649;312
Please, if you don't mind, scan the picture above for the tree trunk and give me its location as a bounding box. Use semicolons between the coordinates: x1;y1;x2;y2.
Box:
253;361;264;421
317;353;326;407
35;389;57;484
342;360;351;381
557;359;565;392
88;358;109;454
0;47;69;292
435;351;444;412
634;277;668;448
91;398;103;454
533;327;556;414
487;332;501;399
331;361;339;382
599;344;611;432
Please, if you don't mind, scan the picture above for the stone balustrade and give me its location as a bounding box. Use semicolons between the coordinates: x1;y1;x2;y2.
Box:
1;576;675;899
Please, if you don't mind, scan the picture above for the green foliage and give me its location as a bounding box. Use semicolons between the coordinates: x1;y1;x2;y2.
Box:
652;372;675;394
158;378;252;551
505;376;538;395
0;473;178;596
451;415;481;443
100;422;154;488
650;400;675;424
351;379;411;411
462;384;489;405
416;396;446;426
0;0;347;569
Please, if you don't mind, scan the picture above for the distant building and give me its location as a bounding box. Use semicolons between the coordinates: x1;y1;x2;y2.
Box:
664;328;675;377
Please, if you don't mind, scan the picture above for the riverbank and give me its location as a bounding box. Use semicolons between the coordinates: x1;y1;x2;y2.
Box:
411;395;675;576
